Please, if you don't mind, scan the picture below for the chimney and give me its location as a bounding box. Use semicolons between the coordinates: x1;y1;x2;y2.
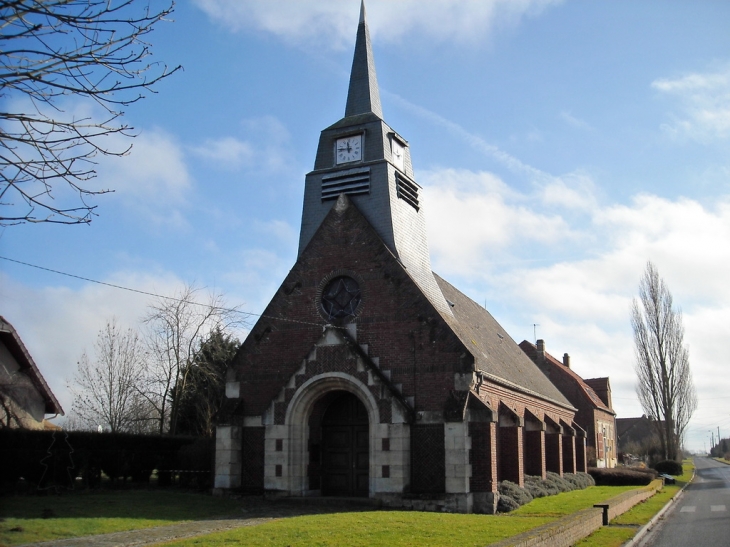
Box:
536;339;546;365
563;353;571;368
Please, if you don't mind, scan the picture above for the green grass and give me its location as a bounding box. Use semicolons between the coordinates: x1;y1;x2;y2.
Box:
151;485;646;547
0;490;243;546
575;459;696;547
149;511;554;547
511;485;637;517
0;479;670;547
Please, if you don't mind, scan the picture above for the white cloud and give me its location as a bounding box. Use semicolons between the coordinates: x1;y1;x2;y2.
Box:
0;270;184;422
98;128;193;227
422;168;588;277
190;137;254;168
652;63;730;142
189;117;292;173
194;0;563;49
560;110;592;131
421;166;730;451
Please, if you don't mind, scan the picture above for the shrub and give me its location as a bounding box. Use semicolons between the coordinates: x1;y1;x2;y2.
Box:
563;472;595;489
498;480;533;507
654;460;683;476
497;494;520;513
545;471;575;493
588;467;657;486
523;475;551;498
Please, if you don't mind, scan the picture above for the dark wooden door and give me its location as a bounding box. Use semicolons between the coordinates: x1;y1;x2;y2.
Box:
321;392;369;496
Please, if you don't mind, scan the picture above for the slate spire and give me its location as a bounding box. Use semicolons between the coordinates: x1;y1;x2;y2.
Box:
345;1;383;118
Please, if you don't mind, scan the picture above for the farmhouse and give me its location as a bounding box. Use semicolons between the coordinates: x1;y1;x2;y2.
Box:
520;340;617;468
215;2;590;513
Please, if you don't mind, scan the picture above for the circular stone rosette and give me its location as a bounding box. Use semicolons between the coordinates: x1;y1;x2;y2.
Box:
317;270;365;323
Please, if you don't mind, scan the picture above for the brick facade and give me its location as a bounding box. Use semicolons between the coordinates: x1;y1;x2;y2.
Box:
214;4;593;513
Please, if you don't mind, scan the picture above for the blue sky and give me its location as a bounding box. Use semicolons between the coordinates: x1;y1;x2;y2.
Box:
2;0;730;452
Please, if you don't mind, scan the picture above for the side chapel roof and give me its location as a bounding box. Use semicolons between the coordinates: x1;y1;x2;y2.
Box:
434;276;574;409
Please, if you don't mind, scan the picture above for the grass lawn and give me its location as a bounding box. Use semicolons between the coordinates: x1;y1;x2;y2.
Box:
0;490;243;546
575;459;696;547
150;485;641;547
0;477;678;547
150;511;554;547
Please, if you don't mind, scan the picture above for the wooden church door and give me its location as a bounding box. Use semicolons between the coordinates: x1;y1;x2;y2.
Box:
321;392;369;497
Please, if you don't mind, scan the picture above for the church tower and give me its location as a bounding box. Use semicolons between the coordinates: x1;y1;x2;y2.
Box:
217;0;583;513
298;1;452;316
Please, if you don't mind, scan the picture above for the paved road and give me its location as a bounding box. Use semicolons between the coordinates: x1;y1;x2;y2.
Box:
642;458;730;547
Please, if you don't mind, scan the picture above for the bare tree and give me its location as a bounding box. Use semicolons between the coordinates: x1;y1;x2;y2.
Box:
632;261;697;461
1;0;181;225
142;284;241;435
69;318;150;433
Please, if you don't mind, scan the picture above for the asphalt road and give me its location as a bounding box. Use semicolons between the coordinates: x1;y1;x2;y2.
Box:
642;457;730;547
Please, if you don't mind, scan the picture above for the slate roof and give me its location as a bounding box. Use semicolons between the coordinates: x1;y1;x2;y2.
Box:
345;0;382;118
433;275;574;410
0;316;64;415
519;340;613;414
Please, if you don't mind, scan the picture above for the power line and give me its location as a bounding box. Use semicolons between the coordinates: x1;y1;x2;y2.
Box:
0;255;328;330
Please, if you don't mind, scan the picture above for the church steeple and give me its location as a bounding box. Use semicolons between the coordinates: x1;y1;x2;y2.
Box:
345;1;383;118
298;1;453;317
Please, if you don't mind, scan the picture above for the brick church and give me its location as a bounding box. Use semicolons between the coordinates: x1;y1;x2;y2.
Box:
215;2;590;513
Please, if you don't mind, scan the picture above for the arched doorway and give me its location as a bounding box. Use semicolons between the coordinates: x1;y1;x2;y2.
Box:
320;391;369;497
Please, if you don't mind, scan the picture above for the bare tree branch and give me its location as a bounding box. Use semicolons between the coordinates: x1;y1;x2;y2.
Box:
632;261;697;461
0;0;181;225
67;317;155;433
142;284;243;435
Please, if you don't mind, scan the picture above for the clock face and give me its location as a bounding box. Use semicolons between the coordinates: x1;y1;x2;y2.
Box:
392;140;404;171
335;135;362;164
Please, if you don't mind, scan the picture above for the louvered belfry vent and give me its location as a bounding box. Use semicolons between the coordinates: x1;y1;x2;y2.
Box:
321;168;370;201
395;172;419;210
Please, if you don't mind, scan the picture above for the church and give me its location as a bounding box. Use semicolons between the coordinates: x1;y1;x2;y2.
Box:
215;2;587;514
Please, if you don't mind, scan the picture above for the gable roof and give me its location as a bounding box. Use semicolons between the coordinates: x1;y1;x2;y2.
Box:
434;276;574;409
519;340;613;414
0;316;64;415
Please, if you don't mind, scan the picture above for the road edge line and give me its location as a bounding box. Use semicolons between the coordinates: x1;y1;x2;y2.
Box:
623;467;696;547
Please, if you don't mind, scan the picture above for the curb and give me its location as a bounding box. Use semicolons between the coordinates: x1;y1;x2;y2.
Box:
623;468;696;547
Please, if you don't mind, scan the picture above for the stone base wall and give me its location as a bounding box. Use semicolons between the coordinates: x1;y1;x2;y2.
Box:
377;492;496;514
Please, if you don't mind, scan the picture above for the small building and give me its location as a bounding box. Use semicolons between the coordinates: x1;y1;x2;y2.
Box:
0;316;64;429
215;3;587;514
616;416;661;462
520;340;617;468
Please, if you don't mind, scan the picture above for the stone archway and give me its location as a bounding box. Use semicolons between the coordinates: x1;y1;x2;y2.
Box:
283;373;380;497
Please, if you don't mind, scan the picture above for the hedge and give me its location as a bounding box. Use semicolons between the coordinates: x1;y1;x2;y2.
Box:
0;429;212;493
